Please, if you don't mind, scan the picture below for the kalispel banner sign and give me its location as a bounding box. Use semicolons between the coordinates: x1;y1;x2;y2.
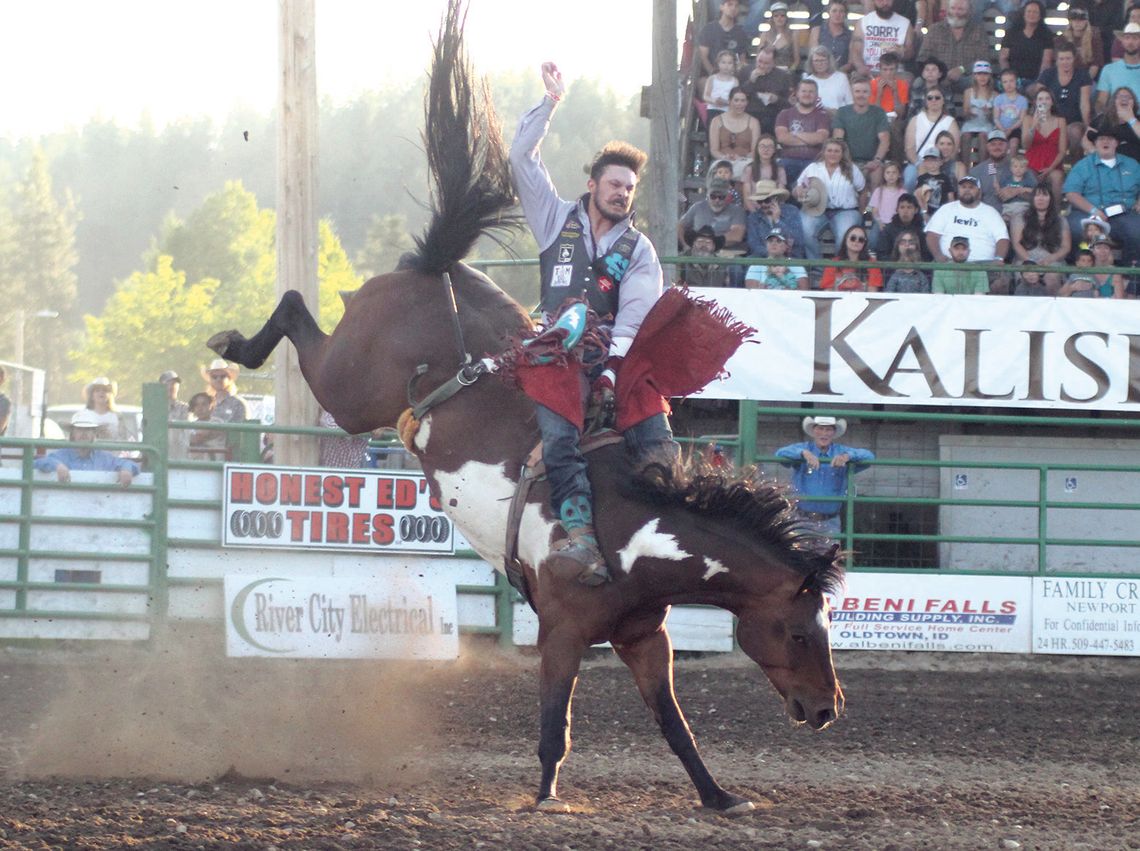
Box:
827;573;1032;653
224;571;459;659
222;465;454;554
691;289;1140;410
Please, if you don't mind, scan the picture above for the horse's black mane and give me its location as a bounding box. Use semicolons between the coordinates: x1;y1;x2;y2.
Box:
409;0;522;275
630;462;846;595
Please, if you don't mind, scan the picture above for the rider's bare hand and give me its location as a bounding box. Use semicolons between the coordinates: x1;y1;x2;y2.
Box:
541;62;565;98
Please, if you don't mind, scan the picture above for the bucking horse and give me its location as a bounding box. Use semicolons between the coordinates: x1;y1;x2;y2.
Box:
208;0;843;815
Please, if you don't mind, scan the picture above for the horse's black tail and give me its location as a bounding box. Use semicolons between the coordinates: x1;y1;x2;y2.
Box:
409;0;521;275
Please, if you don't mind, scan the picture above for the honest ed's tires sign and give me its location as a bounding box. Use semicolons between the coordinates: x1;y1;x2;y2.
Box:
222;465;455;554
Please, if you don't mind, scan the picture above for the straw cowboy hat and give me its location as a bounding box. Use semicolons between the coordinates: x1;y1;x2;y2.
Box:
802;415;847;437
84;376;118;397
798;177;827;217
201;358;239;381
747;179;790;203
1116;21;1140;38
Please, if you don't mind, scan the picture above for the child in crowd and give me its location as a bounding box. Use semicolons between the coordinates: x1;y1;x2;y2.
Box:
883;230;931;293
188;392;227;459
914;148;955;218
960;61;997;167
708;160;743;206
868;160;904;250
999;154;1035;226
932;236;990;294
744;229;808;289
1079;215;1111;252
703;50;739;124
1013;260;1051;296
994;69;1028;148
907;58;949;120
1060;248;1097;297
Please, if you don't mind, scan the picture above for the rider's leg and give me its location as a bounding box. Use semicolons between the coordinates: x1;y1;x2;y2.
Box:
622;412;681;472
535;403;609;585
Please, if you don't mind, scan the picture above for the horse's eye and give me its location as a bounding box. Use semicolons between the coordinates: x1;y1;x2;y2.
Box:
791;634;809;647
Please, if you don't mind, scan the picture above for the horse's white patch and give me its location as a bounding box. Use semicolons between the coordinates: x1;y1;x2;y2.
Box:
413;414;432;453
518;502;558;585
617;519;692;575
701;557;729;581
430;461;513;567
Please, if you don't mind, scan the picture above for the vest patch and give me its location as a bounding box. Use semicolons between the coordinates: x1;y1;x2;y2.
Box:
552;265;573;288
558;244;574;263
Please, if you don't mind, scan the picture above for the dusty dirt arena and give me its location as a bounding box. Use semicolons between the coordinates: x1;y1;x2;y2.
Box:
0;627;1136;850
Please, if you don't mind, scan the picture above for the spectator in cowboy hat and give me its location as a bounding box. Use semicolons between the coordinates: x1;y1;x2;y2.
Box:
82;376;133;442
774;415;874;535
201;359;250;424
33;409;139;487
680;225;732;287
745;178;806;257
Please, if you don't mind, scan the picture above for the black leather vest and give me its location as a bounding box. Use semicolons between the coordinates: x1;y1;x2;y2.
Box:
537;196;640;318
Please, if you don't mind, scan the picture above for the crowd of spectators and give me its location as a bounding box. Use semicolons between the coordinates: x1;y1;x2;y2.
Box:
687;0;1140;296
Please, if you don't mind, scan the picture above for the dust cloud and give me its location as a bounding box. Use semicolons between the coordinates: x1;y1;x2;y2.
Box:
15;622;463;785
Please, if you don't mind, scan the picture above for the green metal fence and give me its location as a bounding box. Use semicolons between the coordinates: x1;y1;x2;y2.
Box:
5;378;1140;643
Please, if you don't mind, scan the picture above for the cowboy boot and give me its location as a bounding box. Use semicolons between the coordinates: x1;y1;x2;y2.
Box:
545;493;610;586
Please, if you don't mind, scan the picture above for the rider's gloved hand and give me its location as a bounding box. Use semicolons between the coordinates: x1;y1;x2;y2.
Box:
589;358;620;430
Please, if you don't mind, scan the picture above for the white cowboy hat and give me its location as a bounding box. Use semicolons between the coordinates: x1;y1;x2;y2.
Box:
802;415;847;438
69;409;102;429
1116;21;1140;38
201;358;239;381
84;376;118;397
1079;215;1111;237
799;176;827;217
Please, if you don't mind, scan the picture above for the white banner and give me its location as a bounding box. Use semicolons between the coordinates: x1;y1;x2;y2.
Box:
691;289;1140;411
224;570;460;659
1032;576;1140;656
827;573;1032;653
222;465;455;555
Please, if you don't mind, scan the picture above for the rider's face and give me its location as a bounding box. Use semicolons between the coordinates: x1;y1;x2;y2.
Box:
589;166;637;222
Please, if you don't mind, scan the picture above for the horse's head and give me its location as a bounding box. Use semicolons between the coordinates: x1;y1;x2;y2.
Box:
735;561;844;731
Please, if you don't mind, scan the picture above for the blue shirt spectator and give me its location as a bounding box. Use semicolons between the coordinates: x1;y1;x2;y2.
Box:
1063;131;1140;266
33;410;139;487
775;415;874;533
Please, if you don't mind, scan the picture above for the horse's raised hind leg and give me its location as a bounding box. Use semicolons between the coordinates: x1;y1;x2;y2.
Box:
534;632;586;813
207;290;325;370
613;626;755;816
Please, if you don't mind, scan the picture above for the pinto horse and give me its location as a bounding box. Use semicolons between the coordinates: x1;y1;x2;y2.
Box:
208;0;843;815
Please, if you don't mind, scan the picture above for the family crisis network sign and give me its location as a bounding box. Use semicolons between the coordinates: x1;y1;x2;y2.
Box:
692;289;1140;410
222;465;455;554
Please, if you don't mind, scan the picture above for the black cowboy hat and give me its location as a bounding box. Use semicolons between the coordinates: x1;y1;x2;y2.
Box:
686;225;726;251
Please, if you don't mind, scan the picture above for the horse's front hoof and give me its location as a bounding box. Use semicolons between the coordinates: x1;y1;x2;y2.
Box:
535;796;572;814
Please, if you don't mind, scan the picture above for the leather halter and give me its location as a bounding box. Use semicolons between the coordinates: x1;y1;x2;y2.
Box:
406;271;492;421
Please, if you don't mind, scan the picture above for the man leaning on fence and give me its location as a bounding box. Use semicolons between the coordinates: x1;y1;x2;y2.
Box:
775;416;874;536
34;410;138;488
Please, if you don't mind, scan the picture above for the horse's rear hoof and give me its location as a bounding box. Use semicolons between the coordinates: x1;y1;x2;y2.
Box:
721;800;755;817
207;330;244;360
535;796;572;814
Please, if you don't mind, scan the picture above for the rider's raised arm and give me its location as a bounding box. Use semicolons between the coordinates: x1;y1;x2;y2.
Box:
509;68;573;253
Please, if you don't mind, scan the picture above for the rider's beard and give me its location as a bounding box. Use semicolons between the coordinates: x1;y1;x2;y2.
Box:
946;15;966;27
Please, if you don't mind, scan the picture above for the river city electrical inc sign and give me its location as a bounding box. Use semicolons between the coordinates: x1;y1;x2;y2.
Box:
222;465;454;554
224;572;460;659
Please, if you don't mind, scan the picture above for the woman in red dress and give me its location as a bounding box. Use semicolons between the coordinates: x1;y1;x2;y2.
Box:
1020;88;1067;196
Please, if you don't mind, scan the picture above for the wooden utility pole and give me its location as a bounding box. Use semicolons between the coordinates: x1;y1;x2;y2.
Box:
647;0;680;280
275;0;319;466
